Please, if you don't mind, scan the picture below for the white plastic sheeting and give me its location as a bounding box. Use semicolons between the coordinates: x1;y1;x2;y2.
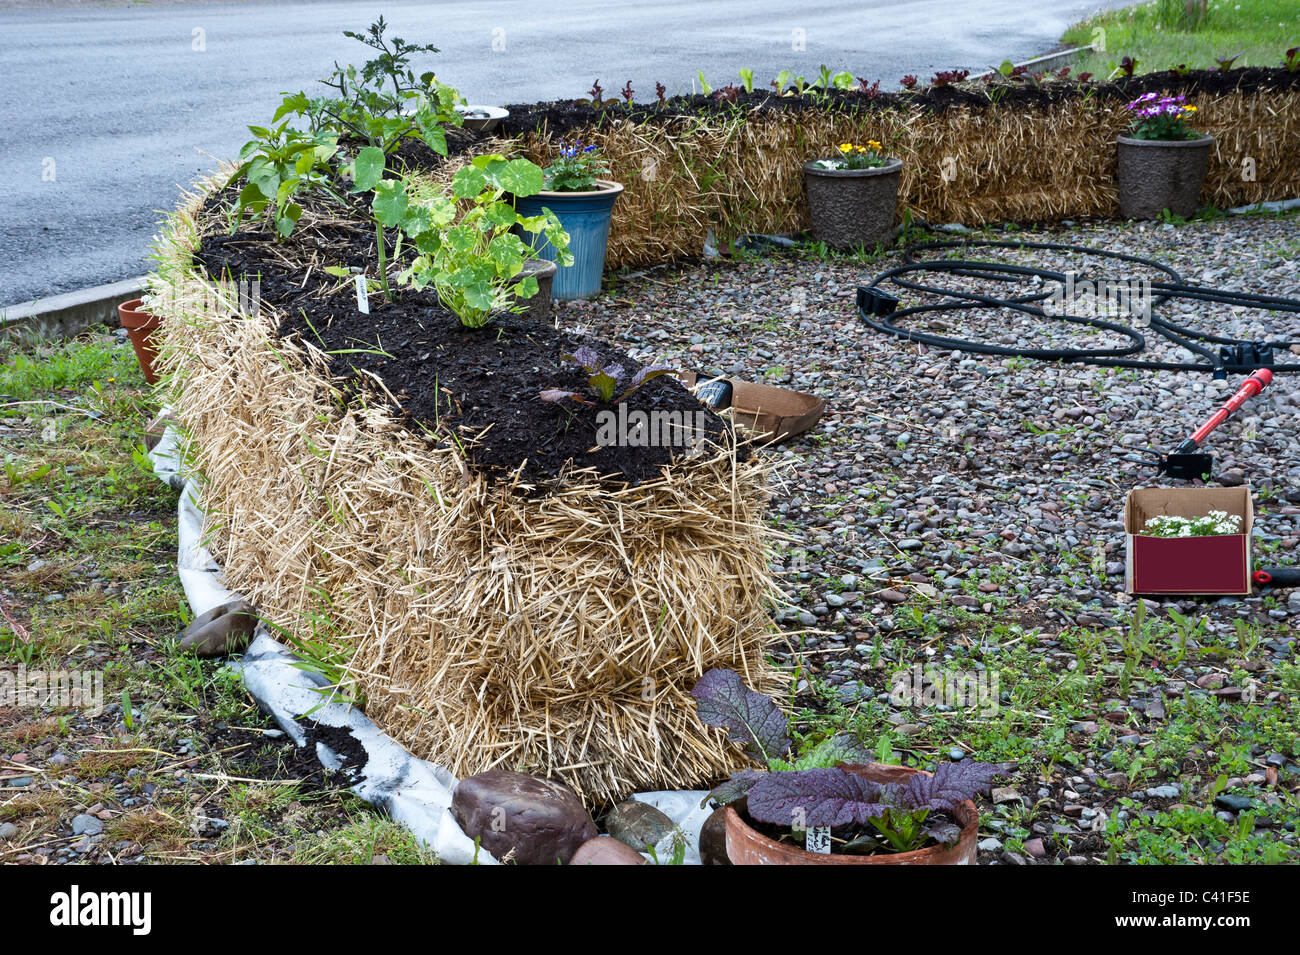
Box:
149;423;712;864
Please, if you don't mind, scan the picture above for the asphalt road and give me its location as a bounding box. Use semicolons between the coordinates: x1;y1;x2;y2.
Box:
0;0;1132;306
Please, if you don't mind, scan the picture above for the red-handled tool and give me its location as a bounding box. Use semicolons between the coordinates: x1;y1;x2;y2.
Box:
1151;369;1273;480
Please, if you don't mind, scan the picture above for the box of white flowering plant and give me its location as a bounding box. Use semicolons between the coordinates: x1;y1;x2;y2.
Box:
1124;486;1253;595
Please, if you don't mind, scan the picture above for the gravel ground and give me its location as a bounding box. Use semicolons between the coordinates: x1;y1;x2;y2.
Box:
560;210;1300;863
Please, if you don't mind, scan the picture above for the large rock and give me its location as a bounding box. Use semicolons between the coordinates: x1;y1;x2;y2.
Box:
569;836;648;865
698;806;732;865
451;770;597;865
603;799;676;852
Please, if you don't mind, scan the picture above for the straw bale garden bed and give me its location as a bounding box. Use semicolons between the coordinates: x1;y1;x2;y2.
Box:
7;28;1300;865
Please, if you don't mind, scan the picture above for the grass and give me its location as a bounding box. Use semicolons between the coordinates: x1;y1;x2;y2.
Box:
1062;0;1300;77
0;328;436;865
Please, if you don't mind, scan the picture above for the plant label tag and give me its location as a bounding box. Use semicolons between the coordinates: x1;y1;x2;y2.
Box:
805;826;831;854
355;274;370;314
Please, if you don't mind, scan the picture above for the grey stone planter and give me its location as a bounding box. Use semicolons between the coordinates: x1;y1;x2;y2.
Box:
1116;134;1213;220
509;258;557;320
803;158;903;250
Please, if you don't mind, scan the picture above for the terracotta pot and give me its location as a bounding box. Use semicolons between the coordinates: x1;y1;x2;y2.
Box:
1116;134;1213;220
724;762;979;865
803;158;903;251
117;298;162;384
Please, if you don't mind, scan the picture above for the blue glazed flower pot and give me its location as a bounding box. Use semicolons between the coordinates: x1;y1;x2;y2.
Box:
514;180;623;300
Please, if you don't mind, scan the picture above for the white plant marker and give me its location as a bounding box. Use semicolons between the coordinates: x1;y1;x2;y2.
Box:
355;274;370;314
806;826;832;854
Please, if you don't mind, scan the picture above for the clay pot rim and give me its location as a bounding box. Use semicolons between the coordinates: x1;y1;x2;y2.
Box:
724;761;979;865
118;298;161;331
803;157;904;178
533;179;624;198
1116;133;1214;148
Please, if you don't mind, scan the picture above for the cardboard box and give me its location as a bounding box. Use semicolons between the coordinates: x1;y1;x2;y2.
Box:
1124;486;1253;595
678;372;825;443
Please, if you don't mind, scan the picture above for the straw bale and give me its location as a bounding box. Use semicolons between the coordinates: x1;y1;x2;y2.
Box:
508;89;1300;266
148;180;785;804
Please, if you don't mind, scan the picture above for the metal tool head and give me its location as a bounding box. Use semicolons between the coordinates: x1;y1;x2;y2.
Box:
1156;452;1215;481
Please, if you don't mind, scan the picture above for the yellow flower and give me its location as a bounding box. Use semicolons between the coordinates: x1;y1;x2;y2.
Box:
838;143;853;152
867;140;883;151
1183;105;1197;112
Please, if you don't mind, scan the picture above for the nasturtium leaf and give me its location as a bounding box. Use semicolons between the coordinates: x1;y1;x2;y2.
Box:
451;166;488;199
482;202;519;231
690;668;792;764
513;275;538;299
515;213;550;234
498;158;546;198
352;146;387;192
401;204;433;238
371;180;409;227
441;224;477;255
461;281;494;311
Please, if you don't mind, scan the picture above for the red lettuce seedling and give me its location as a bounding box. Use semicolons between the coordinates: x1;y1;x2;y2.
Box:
857;78;881;98
655;81;668;105
1286;48;1300;73
930;69;969;88
621;80;635;104
539;345;673;405
899;74;918;90
1118;56;1139;76
1214;52;1242;71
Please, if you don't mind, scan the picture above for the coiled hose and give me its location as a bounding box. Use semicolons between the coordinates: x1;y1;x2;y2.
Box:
856;239;1300;374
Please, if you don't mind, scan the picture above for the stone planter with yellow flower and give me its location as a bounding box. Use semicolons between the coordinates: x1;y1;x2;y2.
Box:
803;141;902;251
1116;93;1213;220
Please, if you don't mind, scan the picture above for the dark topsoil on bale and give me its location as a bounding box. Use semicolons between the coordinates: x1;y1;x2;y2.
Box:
502;68;1300;138
195;185;733;490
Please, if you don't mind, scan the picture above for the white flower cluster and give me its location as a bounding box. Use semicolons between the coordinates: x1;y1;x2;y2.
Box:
1143;510;1242;538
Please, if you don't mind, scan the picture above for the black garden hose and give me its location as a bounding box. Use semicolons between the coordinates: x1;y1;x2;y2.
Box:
857;239;1300;375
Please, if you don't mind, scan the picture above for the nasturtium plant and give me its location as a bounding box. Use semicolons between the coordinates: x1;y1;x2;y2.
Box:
401;154;573;327
691;668;1001;854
